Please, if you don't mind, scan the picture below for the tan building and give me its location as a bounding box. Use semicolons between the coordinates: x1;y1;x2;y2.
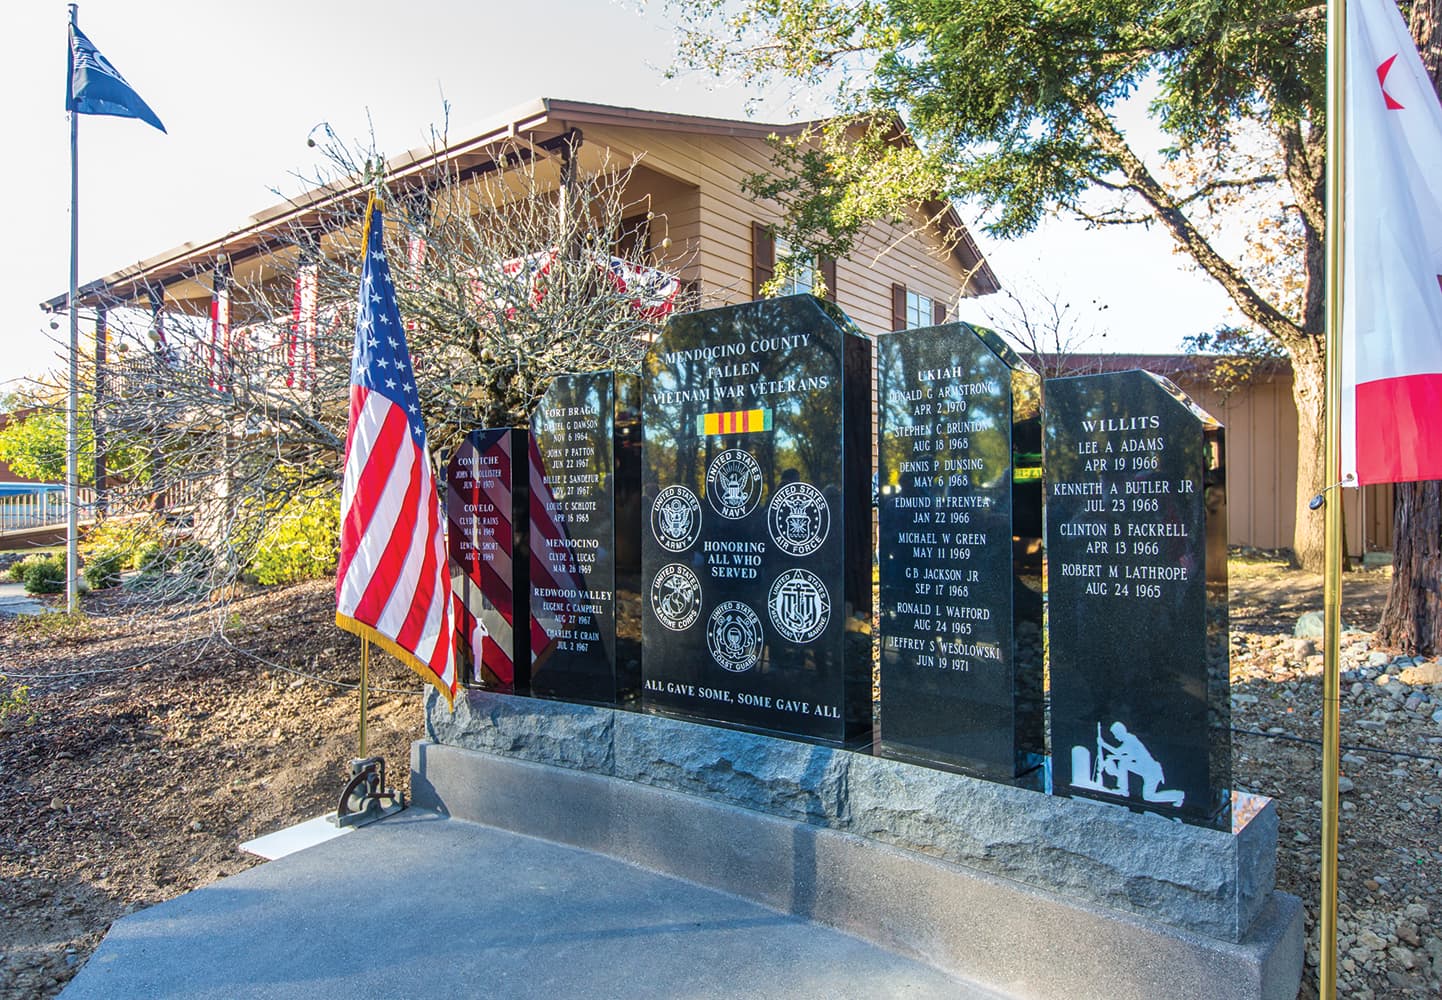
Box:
46;98;997;338
1050;354;1393;560
47;99;1363;560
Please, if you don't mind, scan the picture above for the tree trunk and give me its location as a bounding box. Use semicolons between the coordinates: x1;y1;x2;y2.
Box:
1377;0;1442;653
1289;351;1328;571
1379;483;1442;654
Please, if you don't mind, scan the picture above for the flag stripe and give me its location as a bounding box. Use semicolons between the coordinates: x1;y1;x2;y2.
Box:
356;454;424;627
1353;373;1442;483
336;391;412;589
391;469;443;651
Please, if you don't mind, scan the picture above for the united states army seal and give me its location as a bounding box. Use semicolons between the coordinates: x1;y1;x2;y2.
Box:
650;563;702;632
650;485;702;552
707;600;764;672
767;481;829;556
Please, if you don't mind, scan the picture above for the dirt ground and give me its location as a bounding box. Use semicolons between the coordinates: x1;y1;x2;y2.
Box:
1;563;1440;999
0;580;422;998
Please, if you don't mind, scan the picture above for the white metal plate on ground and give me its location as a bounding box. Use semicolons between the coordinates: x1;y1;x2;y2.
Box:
240;814;351;860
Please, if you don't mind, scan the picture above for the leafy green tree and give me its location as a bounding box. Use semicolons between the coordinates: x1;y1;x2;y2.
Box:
667;0;1333;567
0;402;67;482
0;394;149;487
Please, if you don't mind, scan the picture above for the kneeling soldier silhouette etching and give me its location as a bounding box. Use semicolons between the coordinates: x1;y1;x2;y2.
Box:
1071;721;1185;807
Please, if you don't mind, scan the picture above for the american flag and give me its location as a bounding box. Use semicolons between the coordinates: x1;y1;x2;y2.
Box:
596;253;681;320
335;198;456;706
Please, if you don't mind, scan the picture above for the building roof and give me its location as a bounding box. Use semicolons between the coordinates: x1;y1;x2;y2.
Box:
1027;352;1293;381
42;98;998;313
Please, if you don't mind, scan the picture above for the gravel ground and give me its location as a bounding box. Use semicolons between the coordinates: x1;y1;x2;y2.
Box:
1228;561;1441;999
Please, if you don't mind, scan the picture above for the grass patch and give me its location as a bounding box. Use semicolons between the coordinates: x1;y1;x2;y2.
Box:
15;610;94;642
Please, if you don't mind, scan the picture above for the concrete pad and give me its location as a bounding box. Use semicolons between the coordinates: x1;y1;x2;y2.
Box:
413;739;1304;1000
62;810;998;1000
239;814;351;861
0;580;44;617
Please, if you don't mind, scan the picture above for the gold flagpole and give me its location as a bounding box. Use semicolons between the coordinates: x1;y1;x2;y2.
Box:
359;637;370;758
355;191;379;765
1321;0;1347;997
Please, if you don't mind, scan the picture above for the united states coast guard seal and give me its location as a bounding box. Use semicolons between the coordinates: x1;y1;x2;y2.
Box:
707;601;764;672
768;568;830;643
650;563;702;632
651;485;702;551
767;481;829;556
705;449;763;519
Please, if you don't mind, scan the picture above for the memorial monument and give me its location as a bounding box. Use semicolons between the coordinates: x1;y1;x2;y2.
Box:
446;428;530;692
1044;369;1230;827
641;295;873;742
528;371;642;704
876;322;1044;781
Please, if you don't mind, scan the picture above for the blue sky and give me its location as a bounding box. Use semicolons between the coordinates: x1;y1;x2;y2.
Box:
2;0;1240;393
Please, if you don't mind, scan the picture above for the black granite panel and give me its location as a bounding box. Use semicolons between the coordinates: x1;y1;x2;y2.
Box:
529;371;641;704
876;323;1044;781
641;295;873;743
614;374;644;691
1044;369;1231;828
446;428;530;692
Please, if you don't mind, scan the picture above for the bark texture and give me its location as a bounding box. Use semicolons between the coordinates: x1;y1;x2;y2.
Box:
1380;483;1442;654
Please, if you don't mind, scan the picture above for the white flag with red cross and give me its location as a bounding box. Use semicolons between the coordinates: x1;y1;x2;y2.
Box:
1341;0;1442;485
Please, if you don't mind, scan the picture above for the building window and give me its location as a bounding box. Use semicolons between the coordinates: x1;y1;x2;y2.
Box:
906;290;934;329
774;235;816;296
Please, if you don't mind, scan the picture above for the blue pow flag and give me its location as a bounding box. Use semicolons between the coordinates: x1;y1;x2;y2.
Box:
66;23;165;133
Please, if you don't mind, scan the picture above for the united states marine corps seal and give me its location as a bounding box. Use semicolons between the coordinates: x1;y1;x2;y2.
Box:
767;481;829;556
650;485;702;551
650;563;702;632
768;569;830;643
705;449;763;519
707;600;764;672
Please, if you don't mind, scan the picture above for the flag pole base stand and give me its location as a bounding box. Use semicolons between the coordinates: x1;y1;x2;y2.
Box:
329;756;406;829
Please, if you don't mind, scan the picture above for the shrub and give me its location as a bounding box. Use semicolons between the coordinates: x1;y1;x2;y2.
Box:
130;539;212;583
135;540;165;575
83;548;125;590
1;675;35;727
5;551;60;583
81;516;164;571
174;541;214;577
22;554;65;594
247;491;340;586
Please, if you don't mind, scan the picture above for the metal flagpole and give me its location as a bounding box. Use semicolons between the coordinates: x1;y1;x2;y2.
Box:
359;638;369;758
1320;0;1347;996
66;3;82;615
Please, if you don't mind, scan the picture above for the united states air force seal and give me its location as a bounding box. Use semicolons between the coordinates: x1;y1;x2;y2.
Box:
705;449;763;520
707;600;764;672
650;485;702;552
768;568;830;643
767;481;829;556
650;563;702;632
